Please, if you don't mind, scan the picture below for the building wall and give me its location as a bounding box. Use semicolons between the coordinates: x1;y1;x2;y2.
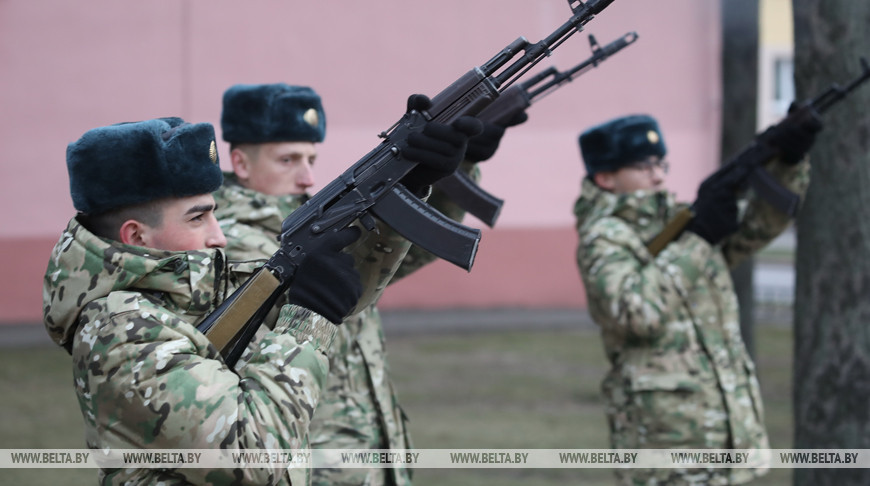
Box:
758;0;794;128
0;0;723;324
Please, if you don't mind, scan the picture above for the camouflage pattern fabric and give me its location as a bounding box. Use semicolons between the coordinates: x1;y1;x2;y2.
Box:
43;217;338;485
306;305;414;486
213;164;476;485
573;157;810;485
305;168;476;486
212;172;310;263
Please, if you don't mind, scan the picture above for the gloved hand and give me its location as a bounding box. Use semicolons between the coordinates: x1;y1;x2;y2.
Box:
287;226;362;324
400;94;484;193
765;102;824;165
465;111;529;163
685;183;739;246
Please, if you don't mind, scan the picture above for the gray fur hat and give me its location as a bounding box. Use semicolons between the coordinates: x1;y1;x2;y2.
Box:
67;117;223;215
221;83;326;144
579;114;667;176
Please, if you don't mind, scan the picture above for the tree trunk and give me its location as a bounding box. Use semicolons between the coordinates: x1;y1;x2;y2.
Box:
793;1;870;485
721;0;759;359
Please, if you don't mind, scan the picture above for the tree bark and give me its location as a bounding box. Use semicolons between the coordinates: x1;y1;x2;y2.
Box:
721;0;759;359
793;1;870;484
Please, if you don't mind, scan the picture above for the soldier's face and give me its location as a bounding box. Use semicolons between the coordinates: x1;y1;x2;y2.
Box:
139;195;227;251
233;142;317;196
594;156;667;193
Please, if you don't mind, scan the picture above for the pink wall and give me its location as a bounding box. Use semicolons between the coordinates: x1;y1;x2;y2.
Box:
0;0;721;323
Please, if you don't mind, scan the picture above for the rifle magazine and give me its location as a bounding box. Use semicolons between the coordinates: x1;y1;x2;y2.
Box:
371;184;482;271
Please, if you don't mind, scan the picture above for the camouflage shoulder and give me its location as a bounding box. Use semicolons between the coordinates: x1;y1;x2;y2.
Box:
221;222;279;262
85;291;212;356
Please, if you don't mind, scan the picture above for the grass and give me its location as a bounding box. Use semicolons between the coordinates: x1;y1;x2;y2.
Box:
0;324;795;486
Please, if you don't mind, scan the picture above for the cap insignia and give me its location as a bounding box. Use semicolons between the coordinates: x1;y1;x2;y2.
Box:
303;108;319;128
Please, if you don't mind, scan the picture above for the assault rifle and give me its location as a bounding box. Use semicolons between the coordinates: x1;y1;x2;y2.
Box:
436;31;639;226
198;0;619;367
646;57;870;257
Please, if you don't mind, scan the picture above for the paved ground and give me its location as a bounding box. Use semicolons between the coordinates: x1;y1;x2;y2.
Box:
3;229;798;348
755;226;795;303
752;228;796;323
755;262;794;303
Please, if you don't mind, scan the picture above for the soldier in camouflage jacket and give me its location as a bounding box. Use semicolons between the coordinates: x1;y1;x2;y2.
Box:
573;114;819;485
213;163;480;486
215;84;495;485
44;118;364;485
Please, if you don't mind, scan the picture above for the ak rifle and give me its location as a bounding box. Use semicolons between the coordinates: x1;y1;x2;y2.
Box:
646;57;870;257
197;0;620;367
437;30;639;227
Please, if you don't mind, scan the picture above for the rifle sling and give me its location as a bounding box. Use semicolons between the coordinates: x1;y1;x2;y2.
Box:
205;269;282;354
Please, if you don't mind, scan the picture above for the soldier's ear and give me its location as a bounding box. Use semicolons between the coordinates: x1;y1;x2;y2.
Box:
230;148;252;181
119;219;149;247
593;171;616;191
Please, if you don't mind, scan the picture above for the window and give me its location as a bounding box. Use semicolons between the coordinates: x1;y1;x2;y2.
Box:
772;56;795;116
758;47;794;128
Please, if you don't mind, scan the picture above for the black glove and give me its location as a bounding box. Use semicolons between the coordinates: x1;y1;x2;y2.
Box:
465;111;529;163
765;102;824;165
287;226;362;324
685;184;739;246
400;94;484;193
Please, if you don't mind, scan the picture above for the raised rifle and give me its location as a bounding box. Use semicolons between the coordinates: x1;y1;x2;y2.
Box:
646;57;870;257
197;0;620;367
436;31;639;227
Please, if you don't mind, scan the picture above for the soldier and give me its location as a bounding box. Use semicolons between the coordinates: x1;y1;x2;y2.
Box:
43;110;473;484
42;117;363;484
572;113;820;485
213;83;517;485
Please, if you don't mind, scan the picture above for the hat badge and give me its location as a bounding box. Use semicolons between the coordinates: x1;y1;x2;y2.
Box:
647;130;660;144
209;140;218;163
303;108;319;128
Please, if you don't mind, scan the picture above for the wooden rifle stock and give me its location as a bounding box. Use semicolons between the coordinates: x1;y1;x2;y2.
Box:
646;208;694;257
202;269;282;357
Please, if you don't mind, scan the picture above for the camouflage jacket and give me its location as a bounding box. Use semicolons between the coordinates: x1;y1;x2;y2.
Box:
573;158;809;485
213;165;475;486
43;217;337;485
211;172;309;262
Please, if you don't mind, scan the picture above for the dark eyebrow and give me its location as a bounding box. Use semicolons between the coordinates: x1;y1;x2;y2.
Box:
185;204;215;215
